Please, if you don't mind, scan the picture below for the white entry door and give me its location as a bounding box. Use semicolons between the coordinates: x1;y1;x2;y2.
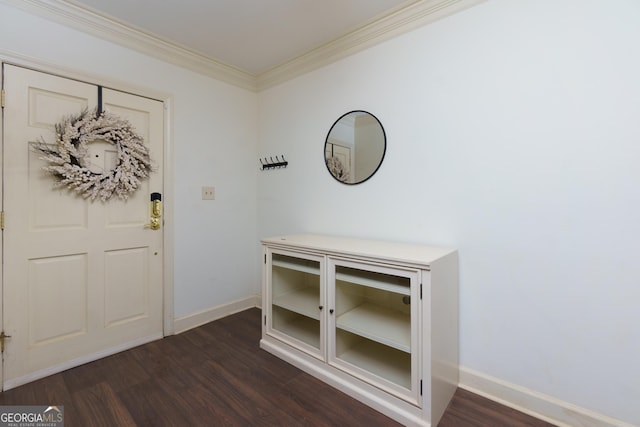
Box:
1;64;164;390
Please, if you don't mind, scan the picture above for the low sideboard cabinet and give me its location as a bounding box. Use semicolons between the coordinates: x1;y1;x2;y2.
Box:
260;234;458;426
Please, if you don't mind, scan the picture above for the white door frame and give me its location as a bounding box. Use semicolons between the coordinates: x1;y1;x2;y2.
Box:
0;53;176;343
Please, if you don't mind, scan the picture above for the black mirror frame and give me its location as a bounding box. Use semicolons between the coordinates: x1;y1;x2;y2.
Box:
324;110;386;185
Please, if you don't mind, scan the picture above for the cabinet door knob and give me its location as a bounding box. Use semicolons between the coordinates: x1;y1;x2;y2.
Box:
329;309;334;314
319;305;323;310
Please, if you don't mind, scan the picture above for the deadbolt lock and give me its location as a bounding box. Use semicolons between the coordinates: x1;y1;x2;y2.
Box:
144;192;162;230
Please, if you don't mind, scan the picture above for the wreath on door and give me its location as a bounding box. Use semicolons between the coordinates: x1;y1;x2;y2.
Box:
32;108;152;202
326;156;349;182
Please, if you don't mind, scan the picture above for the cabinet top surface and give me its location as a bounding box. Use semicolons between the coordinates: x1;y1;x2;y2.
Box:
262;234;456;267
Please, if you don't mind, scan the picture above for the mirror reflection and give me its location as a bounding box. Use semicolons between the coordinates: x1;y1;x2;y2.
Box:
324;111;386;185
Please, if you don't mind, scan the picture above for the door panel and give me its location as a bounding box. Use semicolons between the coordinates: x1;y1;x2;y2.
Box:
2;64;164;390
104;247;150;327
102;89;158;229
28;254;88;345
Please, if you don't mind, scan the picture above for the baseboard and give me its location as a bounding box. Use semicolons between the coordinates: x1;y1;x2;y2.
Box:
459;366;633;427
173;295;260;334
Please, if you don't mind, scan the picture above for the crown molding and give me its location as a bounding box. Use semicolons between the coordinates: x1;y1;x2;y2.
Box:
1;0;485;92
1;0;257;91
256;0;486;90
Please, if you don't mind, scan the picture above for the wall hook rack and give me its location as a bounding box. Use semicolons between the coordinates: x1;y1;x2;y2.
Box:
260;155;288;170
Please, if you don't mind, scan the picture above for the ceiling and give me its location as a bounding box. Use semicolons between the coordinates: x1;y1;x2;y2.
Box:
65;0;415;76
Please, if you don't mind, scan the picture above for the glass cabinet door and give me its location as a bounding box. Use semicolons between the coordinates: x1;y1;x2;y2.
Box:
266;249;324;358
328;258;420;404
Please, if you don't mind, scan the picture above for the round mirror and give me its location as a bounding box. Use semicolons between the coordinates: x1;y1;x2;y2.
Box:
324;110;386;185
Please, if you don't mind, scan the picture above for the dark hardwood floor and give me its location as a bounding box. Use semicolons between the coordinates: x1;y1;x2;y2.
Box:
0;309;555;426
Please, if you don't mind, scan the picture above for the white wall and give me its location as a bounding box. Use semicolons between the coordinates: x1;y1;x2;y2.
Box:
0;2;259;319
258;0;640;425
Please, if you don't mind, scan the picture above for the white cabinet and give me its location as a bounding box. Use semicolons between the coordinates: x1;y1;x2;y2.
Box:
261;234;458;427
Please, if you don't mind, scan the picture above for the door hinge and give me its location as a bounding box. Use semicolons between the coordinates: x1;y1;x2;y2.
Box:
264;254;266;264
420;379;423;396
264;315;267;325
0;331;12;353
1;211;4;230
1;89;5;108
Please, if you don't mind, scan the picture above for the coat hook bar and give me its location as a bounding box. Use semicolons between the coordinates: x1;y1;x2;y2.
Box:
259;155;288;171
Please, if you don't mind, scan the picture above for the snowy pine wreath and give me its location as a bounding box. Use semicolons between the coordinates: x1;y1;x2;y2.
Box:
32;108;152;201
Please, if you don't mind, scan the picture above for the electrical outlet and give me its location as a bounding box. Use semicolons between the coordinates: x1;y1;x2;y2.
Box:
202;186;215;200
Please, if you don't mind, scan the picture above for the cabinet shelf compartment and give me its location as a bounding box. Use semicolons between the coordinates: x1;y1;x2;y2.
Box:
335;329;411;390
335;266;410;296
336;303;410;352
273;254;320;276
272;306;320;349
273;286;320;320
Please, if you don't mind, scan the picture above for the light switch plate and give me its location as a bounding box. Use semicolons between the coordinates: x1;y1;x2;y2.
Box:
202;186;215;200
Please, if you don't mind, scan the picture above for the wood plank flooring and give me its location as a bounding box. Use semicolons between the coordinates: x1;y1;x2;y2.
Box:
0;308;555;426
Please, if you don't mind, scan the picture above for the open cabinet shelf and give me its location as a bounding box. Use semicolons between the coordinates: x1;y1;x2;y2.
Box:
335;269;410;296
335;333;411;389
272;306;320;349
273;286;320;320
336;303;410;352
273;256;320;276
